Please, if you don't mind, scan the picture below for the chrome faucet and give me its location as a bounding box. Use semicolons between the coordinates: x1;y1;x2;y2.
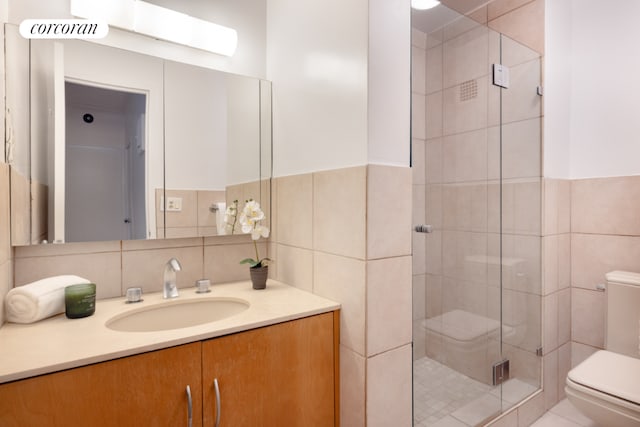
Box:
163;257;182;299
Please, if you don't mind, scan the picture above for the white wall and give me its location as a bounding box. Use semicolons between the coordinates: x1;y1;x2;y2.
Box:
266;0;369;177
545;0;640;179
367;0;410;167
164;61;228;190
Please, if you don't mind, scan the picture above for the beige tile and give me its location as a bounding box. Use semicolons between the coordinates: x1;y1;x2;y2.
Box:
502;234;541;294
412;274;426;321
442;129;488;183
442;10;484;41
557;234;571;290
314;252;366;355
502;178;542;236
162;189;198;229
500;28;541;68
543;293;558;353
412;138;426;185
571;233;640;290
557;287;571;345
196;190;225;228
274;174;313;249
543;179;558;236
570;342;598;369
502;118;541;179
426;29;444;49
14;252;122;299
0;163;11;263
501;59;542;124
558;342;571;400
443;25;489;88
488;0;544;54
443;76;489;136
441;0;490;16
503;289;542;353
366;256;412;356
425;44;443;95
469;5;488;25
504;343;541;386
557;180;571;234
10;166;30;246
204;242;266;285
313;167;366;259
425;138;443;184
367;165;412;259
366;345;412;427
0;260;13;324
412;45;426;95
165;227;199;239
15;240;121;258
542;235;558;295
274;244;313;292
488;0;536;21
426;273;443;319
412;93;426;140
124;237;202;251
30;180;48;244
123;245;203;295
425;91;443;139
412;28;427;49
571;176;640;236
517;392;545;426
571;288;604;348
425;184;442;229
340;345;365;427
487;410;518;427
543;349;558;410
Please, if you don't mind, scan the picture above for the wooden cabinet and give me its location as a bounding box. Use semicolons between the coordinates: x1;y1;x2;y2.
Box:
0;311;339;427
0;342;202;427
203;311;337;427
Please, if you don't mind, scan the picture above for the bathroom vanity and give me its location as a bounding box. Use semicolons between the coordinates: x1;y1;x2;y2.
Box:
0;281;340;426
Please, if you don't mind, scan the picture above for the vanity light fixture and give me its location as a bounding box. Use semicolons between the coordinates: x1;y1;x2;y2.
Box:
70;0;238;57
411;0;441;10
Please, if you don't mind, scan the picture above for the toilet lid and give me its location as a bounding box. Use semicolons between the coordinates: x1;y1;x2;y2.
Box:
568;350;640;405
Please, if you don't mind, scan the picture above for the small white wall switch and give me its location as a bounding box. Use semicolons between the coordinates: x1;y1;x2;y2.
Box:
160;196;183;212
166;197;182;212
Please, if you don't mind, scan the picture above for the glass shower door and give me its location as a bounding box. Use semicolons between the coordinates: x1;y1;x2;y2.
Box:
411;6;542;426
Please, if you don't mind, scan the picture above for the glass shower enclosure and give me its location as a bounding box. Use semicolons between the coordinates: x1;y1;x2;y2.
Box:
411;5;542;426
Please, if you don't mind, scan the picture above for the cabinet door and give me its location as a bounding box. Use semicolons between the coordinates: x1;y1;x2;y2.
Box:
202;312;336;427
0;342;202;427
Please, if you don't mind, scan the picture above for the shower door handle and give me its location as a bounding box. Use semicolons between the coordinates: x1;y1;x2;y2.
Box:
414;224;433;233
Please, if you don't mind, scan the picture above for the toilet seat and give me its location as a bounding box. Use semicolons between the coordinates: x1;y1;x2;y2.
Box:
565;350;640;427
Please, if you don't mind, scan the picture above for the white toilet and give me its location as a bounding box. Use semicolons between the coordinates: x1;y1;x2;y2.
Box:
565;271;640;427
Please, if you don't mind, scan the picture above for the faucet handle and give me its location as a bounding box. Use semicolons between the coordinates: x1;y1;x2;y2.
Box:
126;287;143;303
196;279;211;294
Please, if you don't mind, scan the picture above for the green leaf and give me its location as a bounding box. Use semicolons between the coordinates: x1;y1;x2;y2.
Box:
239;258;257;266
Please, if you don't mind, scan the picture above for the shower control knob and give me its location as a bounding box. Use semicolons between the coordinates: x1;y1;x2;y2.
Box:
414;224;433;233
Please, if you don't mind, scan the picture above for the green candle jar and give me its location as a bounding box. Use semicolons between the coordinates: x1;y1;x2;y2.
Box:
65;283;96;319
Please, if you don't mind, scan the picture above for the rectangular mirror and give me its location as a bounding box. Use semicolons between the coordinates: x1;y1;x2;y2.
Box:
6;24;271;245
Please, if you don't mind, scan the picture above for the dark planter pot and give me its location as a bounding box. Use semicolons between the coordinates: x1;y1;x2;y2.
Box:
249;265;268;290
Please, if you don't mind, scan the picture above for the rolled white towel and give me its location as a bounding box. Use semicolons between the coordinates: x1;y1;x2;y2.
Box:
215;202;227;235
5;275;91;324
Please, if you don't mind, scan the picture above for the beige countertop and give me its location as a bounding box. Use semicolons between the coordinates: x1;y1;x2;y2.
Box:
0;280;340;384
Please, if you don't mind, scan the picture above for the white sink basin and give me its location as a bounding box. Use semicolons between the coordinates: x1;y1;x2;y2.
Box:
106;298;250;332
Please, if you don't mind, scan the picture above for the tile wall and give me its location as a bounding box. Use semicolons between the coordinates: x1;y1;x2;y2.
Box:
569;176;640;366
270;164;413;426
0;163;11;324
412;4;543;388
12;235;264;299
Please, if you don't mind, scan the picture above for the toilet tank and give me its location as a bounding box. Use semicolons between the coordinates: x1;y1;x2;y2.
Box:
605;270;640;358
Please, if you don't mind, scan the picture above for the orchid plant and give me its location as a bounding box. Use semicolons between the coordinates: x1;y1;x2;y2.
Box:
224;200;239;235
238;200;271;268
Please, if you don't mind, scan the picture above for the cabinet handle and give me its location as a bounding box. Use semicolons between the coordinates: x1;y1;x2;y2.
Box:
214;378;221;427
186;385;193;427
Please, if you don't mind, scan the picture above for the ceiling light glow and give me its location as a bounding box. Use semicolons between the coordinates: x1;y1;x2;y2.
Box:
411;0;440;10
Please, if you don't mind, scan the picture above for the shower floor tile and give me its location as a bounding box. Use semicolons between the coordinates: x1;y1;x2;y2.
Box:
413;357;493;426
414;357;538;426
